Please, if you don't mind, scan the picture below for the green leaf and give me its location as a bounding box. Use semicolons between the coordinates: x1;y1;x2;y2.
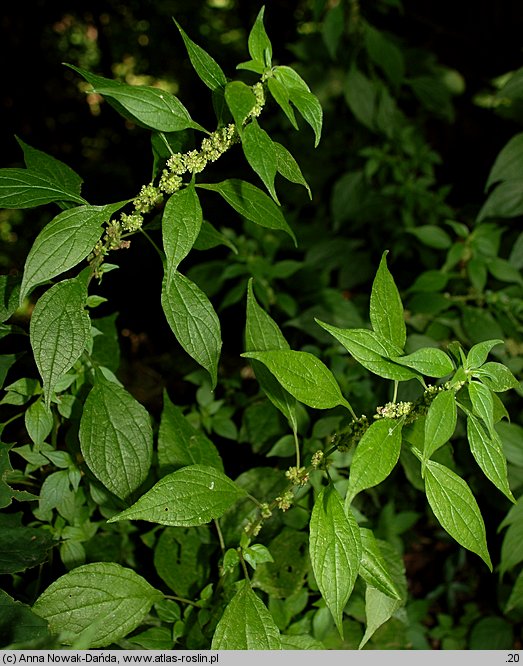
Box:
224;81;256;133
273;142;311;198
267;77;299;129
193;220;238;253
505;567;523;613
370;251;406;350
345;418;403;505
246;279;289;351
198;179;296;245
30;278;90;408
287;88;323;148
16;137;83;196
24;398;54;446
423;390;457;463
407;225;452;249
0;518;54;574
79;374;153;501
316;321;416;381
364;25;405;88
0;589;50;647
473;362;520;392
0;275;21;323
0;168;86;209
466;339;504;369
359;528;401;600
162;185;202;278
309;486;361;636
67;65;205;133
344;66;378;131
247;6;272;68
154;526;212;598
21;202;126;302
245;280;297;430
273;66;311;94
158;390;222;475
359;542;407;649
173;20;227;91
252;528;308;598
424;460;492;569
467;414;515;502
486;133;523;190
391;347;454;378
468;381;495;432
161;270;221;389
108;464;246;526
500;516;523;575
241;349;352;412
242;120;279;203
478;179;523;222
32;562;162;648
212;583;281;650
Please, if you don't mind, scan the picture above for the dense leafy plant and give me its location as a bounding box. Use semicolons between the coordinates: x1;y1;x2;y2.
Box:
1;3;523;650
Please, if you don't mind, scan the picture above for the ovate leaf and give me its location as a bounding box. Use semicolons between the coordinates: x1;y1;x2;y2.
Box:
108;465;246;526
158;390;222;474
469;381;496;432
359;542;407;649
287;88;323;147
423;389;457;464
162;185;202;277
173;20;227;91
467;414;514;502
0;169;86;209
370;251;406;350
359;528;401;600
390;347;454;378
242;120;279;203
466;339;504;369
424;460;492;569
21;202;126;302
267;77;298;130
30;278;90;408
32;562;162;648
245;280;297;430
473;362;520;392
273;142;311;198
0;519;54;574
505;568;523;613
309;486;361;636
198;179;296;245
161;270;221;389
346;418;403;505
241;349;352;412
245;279;289;351
316;320;416;382
478;179;523;222
24;398;54;446
0;589;50;646
247;7;272;68
68;65;205;133
486;133;523;190
16;137;83;196
212;581;281;649
224;82;256;133
79;374;153;500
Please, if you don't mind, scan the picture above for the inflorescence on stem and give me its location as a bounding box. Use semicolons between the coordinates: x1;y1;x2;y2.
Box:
88;82;266;277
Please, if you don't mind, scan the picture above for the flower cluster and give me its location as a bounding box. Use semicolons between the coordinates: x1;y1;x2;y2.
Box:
275;490;294;512
250;82;265;118
331;415;369;452
285;466;309;486
311;450;324;469
375;401;413;419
